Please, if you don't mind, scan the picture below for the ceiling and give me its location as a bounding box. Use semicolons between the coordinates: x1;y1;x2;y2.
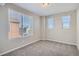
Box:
15;3;79;16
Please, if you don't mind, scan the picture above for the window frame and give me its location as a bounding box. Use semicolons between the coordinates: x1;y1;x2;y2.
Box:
8;8;33;40
61;15;71;29
47;16;55;30
22;14;33;38
8;9;22;39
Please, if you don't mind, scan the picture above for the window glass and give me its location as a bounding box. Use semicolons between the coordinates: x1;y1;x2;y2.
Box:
22;15;33;37
8;9;33;39
62;16;70;29
48;16;55;29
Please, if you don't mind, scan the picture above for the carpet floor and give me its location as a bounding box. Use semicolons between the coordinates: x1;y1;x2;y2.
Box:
3;40;79;56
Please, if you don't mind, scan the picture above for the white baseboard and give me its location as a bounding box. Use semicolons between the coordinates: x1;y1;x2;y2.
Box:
0;39;77;56
41;39;77;46
0;39;39;56
49;39;76;46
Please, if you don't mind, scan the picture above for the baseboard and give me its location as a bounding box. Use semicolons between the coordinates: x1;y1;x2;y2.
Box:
0;39;39;56
50;39;76;46
0;39;77;56
41;39;77;46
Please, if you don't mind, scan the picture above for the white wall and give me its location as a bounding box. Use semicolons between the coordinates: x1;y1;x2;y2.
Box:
0;4;40;55
45;11;77;45
0;3;77;55
77;8;79;50
40;16;46;40
40;10;76;45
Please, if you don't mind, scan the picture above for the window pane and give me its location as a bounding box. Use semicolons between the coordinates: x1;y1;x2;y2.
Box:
8;9;21;39
48;16;54;29
8;9;33;39
22;15;33;37
9;22;21;38
62;16;70;29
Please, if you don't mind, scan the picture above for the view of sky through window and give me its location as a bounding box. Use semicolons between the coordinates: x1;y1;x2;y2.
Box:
62;16;70;29
48;16;54;29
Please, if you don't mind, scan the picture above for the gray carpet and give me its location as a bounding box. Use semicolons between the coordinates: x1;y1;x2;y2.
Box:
3;40;79;56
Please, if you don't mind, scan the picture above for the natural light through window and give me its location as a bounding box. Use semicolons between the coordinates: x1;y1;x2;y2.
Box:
47;16;55;29
62;16;71;29
8;9;33;39
22;15;33;37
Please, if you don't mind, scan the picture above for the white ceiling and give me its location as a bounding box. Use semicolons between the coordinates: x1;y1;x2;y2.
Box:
15;3;79;16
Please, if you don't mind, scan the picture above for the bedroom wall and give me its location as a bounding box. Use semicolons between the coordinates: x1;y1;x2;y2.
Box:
45;11;77;45
0;3;77;55
40;16;46;40
77;8;79;50
0;3;40;55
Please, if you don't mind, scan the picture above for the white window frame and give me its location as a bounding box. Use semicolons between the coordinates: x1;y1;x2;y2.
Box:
8;8;33;39
22;14;33;38
8;9;22;39
47;16;55;30
61;15;71;29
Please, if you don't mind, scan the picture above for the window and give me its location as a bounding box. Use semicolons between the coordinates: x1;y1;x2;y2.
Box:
8;9;22;39
8;9;33;39
62;16;71;29
47;16;55;29
22;15;33;37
